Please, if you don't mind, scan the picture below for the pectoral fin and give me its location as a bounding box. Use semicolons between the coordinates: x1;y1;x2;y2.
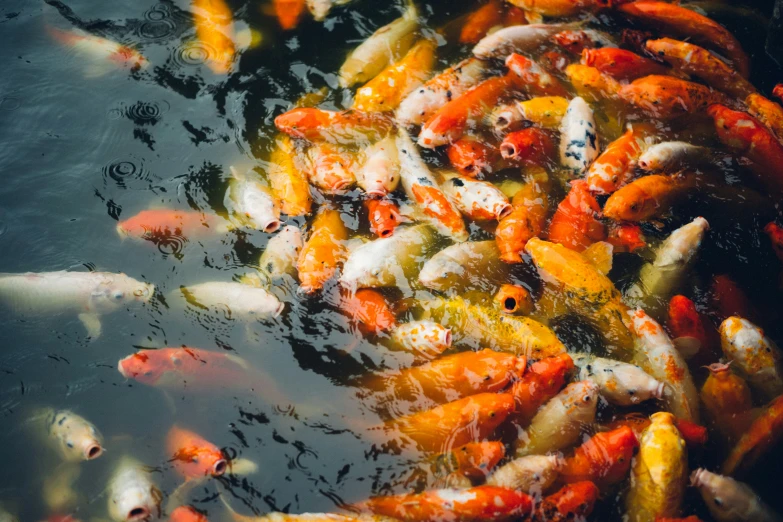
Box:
582;241;614;275
78;313;102;339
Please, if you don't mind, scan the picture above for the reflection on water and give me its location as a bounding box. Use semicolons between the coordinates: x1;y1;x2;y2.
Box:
0;0;782;520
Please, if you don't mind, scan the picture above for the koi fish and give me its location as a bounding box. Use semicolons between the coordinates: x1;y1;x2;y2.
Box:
506;53;569;97
606;413;707;449
561;426;638;488
170;506;208;522
192;0;236;74
582;47;669;81
494;284;533;315
304;143;358;194
747;93;783;142
602;174;699;222
340;224;436;289
700;363;753;443
607;222;646;253
396;58;487;128
0;271;153;339
617;1;749;79
510;353;574;423
418;74;519;148
720;316;783;400
446;135;503;177
339;289;396;336
364;199;403;238
273;0;305;30
516;95;570;129
37;408;103;462
116;209;229;242
356;136;400;197
353;39;437;114
630;309;700;422
626;217;710;318
258;225;302;280
459;0;504;44
435;441;506;482
564;64;622;102
667;295;716;362
440;176;512;221
625;412;688;522
638;142;710;173
495;172;550;263
268;135;312;217
723;393;783;476
547;180;605;252
107;457;161;522
559;97;599;176
472;23;569;60
166;425;227;479
514;381;599;457
619;75;730;120
422;296;566;359
499;128;556;166
586;127;647;194
764;222;783;263
357;485;533;521
396;132;467;241
552;29;617;55
533;481;600;522
389;320;452;361
224;168;282;233
390;393;516;453
645;39;755;99
708;104;783;193
525;238;635;354
486;454;562;492
275;108;394;145
306;0;354;21
418;240;509;294
572;353;664;406
47;27;148;74
691;469;780;522
338;4;418;88
297;206;349;294
176;282;283;320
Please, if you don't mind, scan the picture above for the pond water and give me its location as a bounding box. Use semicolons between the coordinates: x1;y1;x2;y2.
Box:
0;0;782;520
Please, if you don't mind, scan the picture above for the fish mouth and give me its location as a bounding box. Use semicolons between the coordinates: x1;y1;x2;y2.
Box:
502;296;519;314
212;458;228;476
274;301;285;318
379;228;393;238
126;506;150;522
499;142;518;160
117;359;129;378
653;382;666;400
440;328;452;348
116;224;130;238
263;220;283;234
134;284;155;302
333;180;354;193
495;203;513;221
690;468;707;487
366;188;387;198
493;111;515;132
85;443;104;460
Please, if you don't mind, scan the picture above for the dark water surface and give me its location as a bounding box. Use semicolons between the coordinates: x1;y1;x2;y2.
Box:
0;0;782;520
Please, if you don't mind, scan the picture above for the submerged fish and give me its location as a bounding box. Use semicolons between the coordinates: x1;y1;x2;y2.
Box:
258;225;303;280
559;97;599;177
176;282;283;321
485;454;562;492
572;353;664;406
297;207;349;294
166;425;227;479
691;469;781;522
107;457;161;522
720;316;783;400
47;26;148;75
418;240;509;294
224;168;282;233
37;408;104;462
116;210;230;243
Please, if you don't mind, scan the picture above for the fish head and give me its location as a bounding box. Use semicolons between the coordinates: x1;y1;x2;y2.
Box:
118;350;169;386
691;468;757;522
110;484;159;522
418;258;463;291
169;506;207;522
602;183;655;222
51;410;104;461
94;274;154;310
561;381;599;420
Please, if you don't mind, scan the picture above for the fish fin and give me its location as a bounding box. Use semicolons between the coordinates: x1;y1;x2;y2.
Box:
228;457;259;475
162;391;177;416
164;478;205;514
83;62;112;78
43;462;81;512
78;313;102;340
673;336;701;359
223;353;251;369
582;241;614;275
403;0;419;20
237;271;269;288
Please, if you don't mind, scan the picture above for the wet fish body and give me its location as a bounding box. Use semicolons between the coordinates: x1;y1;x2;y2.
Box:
176;282;284;320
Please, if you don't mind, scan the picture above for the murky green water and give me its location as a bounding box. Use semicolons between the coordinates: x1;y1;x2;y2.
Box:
0;0;782;520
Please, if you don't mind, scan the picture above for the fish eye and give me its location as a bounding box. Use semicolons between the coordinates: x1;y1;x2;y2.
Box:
66;441;74;448
629;203;639;213
113;291;125;300
714;498;723;507
170;356;181;366
583;395;591;401
144;371;153;376
371;268;380;276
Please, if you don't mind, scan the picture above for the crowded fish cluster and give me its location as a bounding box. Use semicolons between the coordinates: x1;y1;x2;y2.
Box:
7;0;783;521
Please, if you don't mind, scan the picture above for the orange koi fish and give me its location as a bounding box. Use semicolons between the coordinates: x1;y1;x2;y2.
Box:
166;425;227;479
376;349;525;405
606;413;708;449
390;321;453;362
708;104;783;193
564;64;622;102
364;199;403;238
494;284;533;315
552;29;616;55
506;0;603;17
723;393;783;476
353;39;437;113
581;47;669;81
305;143;357;194
533;481;600;522
619;75;729;120
47;26;148;71
560;427;639;488
273;0;306;30
618;1;749;78
765;222;783;262
602;173;698;222
505;53;569;97
510;353;574;423
503;6;528;25
710;275;757;323
274;108;394;144
391;393;515;453
116;209;229;242
170;506;208;522
268;135;312;217
192;0;236;74
447;135;503;177
499;128;556;166
667;295;715;363
746;93;783;142
297;207;349;294
418;74;519;148
437;441;506;481
358;486;533;522
547;180;605;252
459;0;505;44
339;289;396;335
700;362;753;443
495;174;549;263
607;222;646;253
586;124;646;195
646;39;755;99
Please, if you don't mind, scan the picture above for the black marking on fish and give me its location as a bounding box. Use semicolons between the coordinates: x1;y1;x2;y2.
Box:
451;178;465;187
